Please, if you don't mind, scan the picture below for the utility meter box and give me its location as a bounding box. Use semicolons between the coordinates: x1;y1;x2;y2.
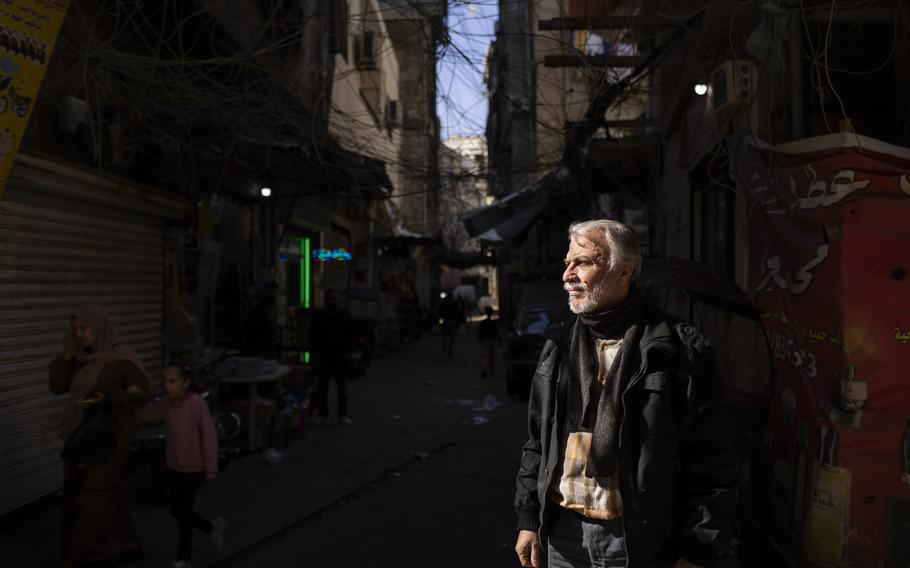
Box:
711;59;757;113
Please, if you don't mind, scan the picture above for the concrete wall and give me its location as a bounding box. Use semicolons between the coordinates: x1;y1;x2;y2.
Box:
386;19;430;232
530;1;651;172
384;16;440;236
488;0;536;197
329;0;401;174
439;138;489;252
531;0;573;173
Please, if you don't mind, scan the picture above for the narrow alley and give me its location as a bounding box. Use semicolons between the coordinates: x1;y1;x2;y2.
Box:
2;2;909;567
2;325;528;568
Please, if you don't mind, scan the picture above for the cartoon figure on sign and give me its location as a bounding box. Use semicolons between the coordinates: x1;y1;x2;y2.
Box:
0;26;50;65
1;29;11;55
9;31;22;58
0;56;21;115
8;86;31;118
25;38;36;62
0;56;20;87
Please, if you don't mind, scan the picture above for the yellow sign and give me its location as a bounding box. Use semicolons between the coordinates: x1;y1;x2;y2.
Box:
0;0;70;197
803;462;851;567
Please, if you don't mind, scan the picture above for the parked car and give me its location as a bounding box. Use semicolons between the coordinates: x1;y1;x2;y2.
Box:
505;281;568;396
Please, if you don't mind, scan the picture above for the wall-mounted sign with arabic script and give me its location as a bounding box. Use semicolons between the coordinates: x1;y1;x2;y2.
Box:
312;248;352;262
0;0;69;198
741;133;910;568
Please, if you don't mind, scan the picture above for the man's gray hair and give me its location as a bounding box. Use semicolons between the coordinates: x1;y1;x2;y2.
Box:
568;219;642;282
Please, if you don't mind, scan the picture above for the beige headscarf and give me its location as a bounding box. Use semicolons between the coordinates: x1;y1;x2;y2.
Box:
59;305;150;440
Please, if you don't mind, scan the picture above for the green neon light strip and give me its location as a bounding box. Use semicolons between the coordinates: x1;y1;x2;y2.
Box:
304;351;310;364
301;238;311;308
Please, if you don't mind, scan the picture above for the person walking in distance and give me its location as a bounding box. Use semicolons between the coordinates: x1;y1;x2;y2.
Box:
139;365;224;568
478;306;499;377
438;291;463;357
49;305;151;568
309;290;356;425
514;220;738;568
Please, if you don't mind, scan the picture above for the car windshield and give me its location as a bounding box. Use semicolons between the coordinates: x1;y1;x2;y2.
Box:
516;309;550;335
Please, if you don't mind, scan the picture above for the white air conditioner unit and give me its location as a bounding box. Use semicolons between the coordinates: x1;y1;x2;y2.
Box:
711;59;757;114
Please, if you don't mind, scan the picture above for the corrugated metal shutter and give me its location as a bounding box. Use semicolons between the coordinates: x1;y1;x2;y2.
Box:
0;163;169;517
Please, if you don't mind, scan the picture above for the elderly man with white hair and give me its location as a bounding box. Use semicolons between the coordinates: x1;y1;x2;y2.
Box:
514;219;739;568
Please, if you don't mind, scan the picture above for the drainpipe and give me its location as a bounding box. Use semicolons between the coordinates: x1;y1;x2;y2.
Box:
789;9;805;140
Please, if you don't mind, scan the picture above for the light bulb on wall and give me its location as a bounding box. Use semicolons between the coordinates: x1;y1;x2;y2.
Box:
260;187;272;198
694;84;708;96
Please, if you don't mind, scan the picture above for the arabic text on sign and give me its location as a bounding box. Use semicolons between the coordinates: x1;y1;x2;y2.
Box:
311;248;352;262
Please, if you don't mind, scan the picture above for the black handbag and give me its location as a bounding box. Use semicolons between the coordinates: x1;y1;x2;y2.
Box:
61;395;119;464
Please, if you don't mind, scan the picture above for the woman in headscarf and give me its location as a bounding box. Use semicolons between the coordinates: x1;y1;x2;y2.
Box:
49;305;151;567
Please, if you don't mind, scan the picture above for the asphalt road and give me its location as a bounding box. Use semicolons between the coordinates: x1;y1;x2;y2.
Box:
220;325;530;568
0;324;531;568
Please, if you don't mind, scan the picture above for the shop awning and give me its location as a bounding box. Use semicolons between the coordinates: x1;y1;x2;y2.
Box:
330;145;393;198
462;177;551;242
392;223;427;239
640;258;761;320
241;135;393;198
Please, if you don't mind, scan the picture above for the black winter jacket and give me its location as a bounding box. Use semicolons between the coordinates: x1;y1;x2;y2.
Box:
514;302;738;567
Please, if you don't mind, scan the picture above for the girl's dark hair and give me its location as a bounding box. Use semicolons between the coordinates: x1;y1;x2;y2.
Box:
165;363;201;393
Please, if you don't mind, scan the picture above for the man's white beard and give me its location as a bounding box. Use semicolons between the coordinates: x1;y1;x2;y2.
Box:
565;278;614;314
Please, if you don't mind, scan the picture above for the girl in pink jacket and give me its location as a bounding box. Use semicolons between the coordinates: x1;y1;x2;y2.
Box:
140;365;224;568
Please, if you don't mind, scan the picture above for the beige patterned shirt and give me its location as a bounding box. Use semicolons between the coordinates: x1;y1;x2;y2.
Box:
550;338;624;520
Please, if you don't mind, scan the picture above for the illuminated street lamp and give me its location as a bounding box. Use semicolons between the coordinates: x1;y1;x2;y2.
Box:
693;83;708;96
260;187;272;197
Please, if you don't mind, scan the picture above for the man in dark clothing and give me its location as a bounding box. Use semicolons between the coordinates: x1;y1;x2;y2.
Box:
438;292;463;357
478;306;499;377
514;220;738;568
309;290;355;425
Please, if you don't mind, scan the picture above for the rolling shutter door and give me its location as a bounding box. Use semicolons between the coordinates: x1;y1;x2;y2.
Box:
0;167;168;516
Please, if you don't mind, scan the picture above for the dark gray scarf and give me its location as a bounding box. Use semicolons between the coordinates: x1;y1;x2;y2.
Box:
566;286;646;478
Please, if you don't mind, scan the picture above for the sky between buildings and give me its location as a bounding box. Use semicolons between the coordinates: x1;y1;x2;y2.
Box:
437;0;499;140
